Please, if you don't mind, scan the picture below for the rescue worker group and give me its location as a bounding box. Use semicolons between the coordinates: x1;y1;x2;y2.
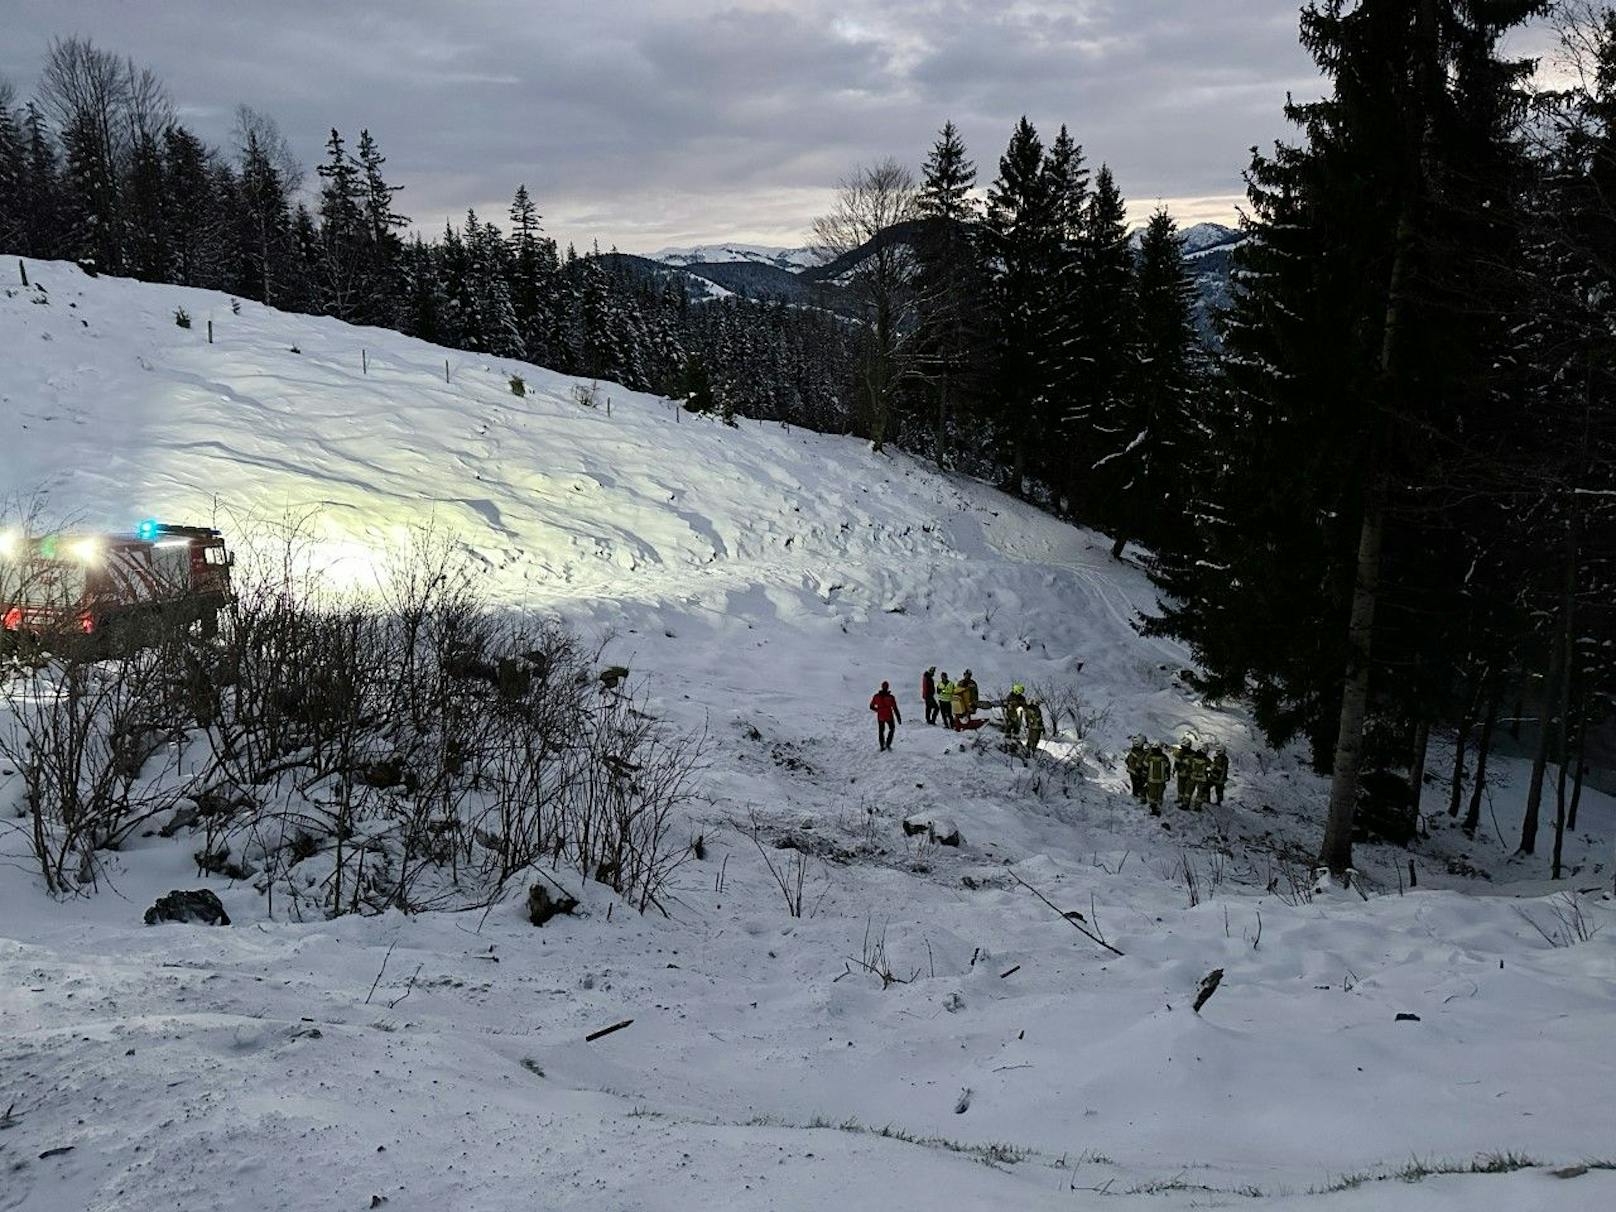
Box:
869;668;1230;814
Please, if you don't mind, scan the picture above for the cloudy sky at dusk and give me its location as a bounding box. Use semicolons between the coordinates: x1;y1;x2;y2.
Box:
5;2;1345;252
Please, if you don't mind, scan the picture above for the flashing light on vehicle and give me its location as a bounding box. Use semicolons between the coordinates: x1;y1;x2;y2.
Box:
137;518;160;541
0;529;18;561
68;537;103;564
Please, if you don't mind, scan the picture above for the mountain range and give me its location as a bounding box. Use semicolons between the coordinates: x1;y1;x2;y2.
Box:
611;221;1244;337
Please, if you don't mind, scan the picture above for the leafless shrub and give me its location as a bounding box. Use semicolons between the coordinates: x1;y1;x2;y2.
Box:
843;917;920;988
6;514;706;917
1029;679;1109;739
749;812;821;917
1515;892;1604;948
0;649;188;893
1179;851;1202;908
1265;857;1316;906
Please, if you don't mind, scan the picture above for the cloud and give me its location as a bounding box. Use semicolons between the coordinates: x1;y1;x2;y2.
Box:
1;0;1320;251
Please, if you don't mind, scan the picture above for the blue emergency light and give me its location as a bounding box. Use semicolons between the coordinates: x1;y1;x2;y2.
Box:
137;518;160;541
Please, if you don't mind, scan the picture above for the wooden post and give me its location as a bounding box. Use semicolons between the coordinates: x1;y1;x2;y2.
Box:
18;260;27;288
207;319;213;344
362;349;368;375
445;359;450;383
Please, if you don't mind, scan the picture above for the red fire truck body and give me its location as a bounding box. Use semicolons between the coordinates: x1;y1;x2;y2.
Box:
1;522;232;644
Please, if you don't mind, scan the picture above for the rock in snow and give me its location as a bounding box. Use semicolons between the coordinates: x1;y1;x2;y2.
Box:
902;813;963;847
143;889;231;927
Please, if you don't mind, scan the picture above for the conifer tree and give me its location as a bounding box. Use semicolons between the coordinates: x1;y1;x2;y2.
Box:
1038;125;1090;503
236;129;293;305
1108;207;1202;559
0;88;24;253
355;129;407;324
984;117;1056;494
914;120;985;466
1066;163;1134;518
315;128;367;319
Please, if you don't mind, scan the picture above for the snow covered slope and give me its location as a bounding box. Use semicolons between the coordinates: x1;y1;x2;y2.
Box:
2;260;1614;1212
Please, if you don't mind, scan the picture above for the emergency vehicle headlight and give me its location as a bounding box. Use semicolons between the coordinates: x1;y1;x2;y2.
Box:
69;537;102;563
0;529;18;560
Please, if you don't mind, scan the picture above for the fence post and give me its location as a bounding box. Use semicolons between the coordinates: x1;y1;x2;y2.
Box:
445;359;450;383
362;349;368;375
18;260;27;288
207;319;213;344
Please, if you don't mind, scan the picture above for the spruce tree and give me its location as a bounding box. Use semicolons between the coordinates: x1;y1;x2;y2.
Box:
162;125;216;286
914;120;985;466
984;117;1055;494
1067;163;1134;520
355;129;407;324
508;184;559;365
1038;125;1090;505
18;104;61;258
315;128;367;319
236;129;292;305
0;93;23;253
1110;208;1203;559
124;129;168;281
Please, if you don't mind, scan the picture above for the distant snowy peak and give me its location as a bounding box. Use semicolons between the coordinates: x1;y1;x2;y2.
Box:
651;243;823;272
1129;220;1242;256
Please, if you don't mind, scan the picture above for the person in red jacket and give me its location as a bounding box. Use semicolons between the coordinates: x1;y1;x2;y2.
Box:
870;681;902;751
921;666;938;725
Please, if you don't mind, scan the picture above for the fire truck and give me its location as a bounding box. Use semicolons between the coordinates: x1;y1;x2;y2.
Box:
1;520;232;650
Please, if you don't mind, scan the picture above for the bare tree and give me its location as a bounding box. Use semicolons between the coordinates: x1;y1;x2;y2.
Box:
233;104;303;193
812;159;919;452
38;37;133;158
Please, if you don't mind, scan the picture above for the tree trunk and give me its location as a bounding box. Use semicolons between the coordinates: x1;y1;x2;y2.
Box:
1446;667;1481;818
1518;638;1561;856
1463;687;1500;836
1550;498;1580;880
934;369;949;468
1408;716;1430;816
1319;472;1385;876
1319;191;1417;875
1567;705;1587;832
1111;535;1129;561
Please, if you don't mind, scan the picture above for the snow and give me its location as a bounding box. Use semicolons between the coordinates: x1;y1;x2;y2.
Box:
2;259;1614;1211
1128;221;1241;257
649;243;824;272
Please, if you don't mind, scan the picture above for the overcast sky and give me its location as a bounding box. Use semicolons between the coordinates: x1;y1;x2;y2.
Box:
3;1;1331;253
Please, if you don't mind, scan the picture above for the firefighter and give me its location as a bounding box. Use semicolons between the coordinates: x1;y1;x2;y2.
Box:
951;675;972;728
922;666;939;725
936;672;955;729
962;671;979;715
1187;746;1211;810
1125;737;1148;800
1174;734;1197;808
1209;747;1229;804
869;681;902;751
1144;743;1171;815
1023;699;1045;752
1003;683;1027;737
